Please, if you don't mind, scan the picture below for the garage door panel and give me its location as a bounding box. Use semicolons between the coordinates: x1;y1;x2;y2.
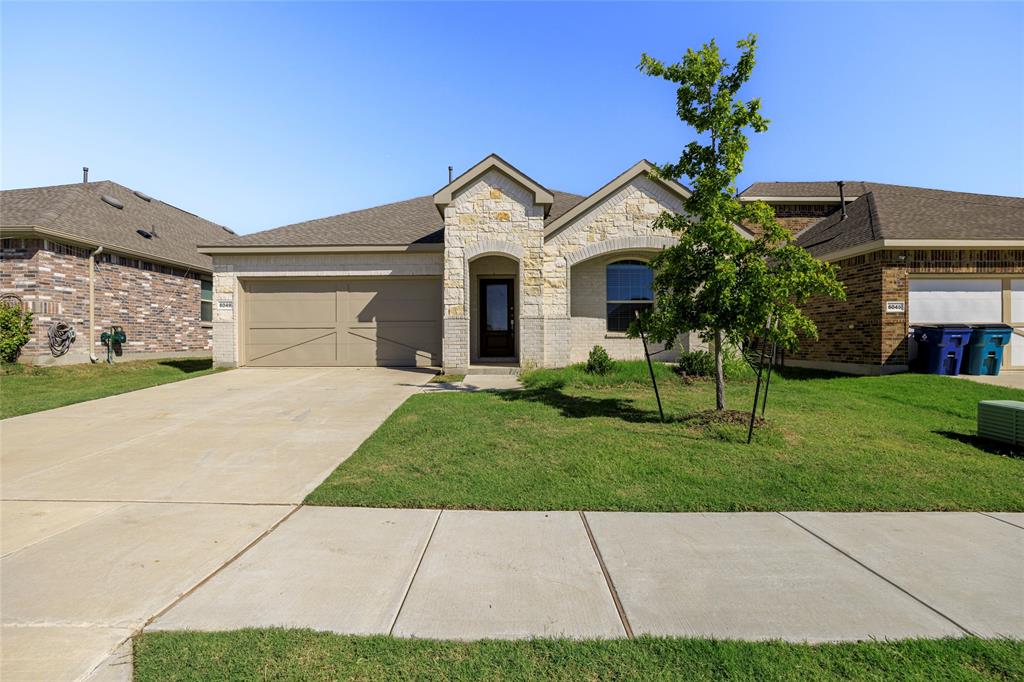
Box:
242;278;441;367
909;279;1002;324
346;281;440;323
246;328;338;367
245;281;338;325
342;327;378;367
376;322;442;366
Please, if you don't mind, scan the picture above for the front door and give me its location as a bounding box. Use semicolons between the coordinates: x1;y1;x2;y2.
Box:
480;279;515;358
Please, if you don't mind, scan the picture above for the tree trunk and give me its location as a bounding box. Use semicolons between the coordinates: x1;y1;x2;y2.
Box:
714;328;726;411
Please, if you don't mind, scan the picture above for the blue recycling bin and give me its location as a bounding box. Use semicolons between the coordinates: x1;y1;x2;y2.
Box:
912;325;973;375
964;325;1013;376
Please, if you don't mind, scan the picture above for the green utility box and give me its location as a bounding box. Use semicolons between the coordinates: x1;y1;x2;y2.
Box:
977;400;1024;447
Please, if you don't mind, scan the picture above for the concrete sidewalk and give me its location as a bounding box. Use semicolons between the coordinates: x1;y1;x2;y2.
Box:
150;508;1024;643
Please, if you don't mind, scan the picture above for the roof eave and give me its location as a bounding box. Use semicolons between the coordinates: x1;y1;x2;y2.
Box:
0;225;213;273
740;195;856;203
197;243;444;255
807;238;1024;262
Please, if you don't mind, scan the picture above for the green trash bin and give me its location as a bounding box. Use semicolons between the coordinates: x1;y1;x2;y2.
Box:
964;325;1012;376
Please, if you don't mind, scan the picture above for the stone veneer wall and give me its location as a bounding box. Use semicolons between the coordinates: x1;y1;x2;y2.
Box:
0;238;211;364
442;170;546;370
546;175;683;366
211;251;442;366
788;249;1024;373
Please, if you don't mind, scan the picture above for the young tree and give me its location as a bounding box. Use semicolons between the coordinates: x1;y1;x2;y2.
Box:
637;35;844;410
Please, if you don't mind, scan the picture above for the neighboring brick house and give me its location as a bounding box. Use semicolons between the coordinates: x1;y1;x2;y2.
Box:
738;182;1023;375
201;155;727;370
0;180;234;364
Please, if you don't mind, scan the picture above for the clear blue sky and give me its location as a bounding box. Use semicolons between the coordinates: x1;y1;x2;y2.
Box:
3;2;1022;234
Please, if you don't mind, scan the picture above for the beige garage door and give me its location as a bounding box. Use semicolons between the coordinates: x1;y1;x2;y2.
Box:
242;278;441;367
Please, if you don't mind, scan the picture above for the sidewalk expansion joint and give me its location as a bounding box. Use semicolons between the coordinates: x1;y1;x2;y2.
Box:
139;503;303;631
777;512;976;637
389;508;443;636
978;511;1024;530
579;511;634;639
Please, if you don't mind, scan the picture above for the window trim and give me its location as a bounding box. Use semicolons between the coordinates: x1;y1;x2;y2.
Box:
605;259;654;333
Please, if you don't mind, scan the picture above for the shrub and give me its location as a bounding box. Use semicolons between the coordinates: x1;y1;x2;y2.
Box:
0;301;33;363
677;348;754;381
677;349;716;378
585;345;614;375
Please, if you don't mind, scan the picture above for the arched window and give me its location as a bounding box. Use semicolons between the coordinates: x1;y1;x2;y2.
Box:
606;260;653;332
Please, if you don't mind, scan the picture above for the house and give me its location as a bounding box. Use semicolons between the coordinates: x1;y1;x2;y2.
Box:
9;159;1018;375
739;182;1024;374
0;179;234;364
200;155;720;371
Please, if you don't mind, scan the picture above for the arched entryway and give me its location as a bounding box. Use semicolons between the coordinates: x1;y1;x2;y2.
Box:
469;254;520;364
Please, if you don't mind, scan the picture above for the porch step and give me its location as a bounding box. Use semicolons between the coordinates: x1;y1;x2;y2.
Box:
464;364;522;376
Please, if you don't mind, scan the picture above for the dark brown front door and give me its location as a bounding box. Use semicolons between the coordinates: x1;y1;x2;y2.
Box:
480;279;515;358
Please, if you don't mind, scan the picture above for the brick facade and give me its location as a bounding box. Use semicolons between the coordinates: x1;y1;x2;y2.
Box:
789;249;1024;373
0;238;212;364
740;203;842;239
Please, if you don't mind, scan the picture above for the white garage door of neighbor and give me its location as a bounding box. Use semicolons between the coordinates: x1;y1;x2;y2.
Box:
908;279;1002;324
242;278;442;367
909;277;1024;369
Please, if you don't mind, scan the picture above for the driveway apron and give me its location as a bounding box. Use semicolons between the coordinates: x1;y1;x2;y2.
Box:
0;367;430;681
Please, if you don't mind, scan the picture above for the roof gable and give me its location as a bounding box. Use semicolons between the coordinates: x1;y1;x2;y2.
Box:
433;154;554;217
544;160;695;239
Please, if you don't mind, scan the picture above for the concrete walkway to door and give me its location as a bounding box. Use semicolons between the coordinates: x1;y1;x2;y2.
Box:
0;367;433;682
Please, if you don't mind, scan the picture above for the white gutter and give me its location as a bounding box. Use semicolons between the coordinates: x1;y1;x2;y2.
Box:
89;246;103;362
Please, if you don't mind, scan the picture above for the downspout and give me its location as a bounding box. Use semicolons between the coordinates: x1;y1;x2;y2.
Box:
89;245;103;362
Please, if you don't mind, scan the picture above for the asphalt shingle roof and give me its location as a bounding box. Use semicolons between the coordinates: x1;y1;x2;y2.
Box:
739;181;871;198
1;181;233;271
212;190;587;248
796;184;1024;257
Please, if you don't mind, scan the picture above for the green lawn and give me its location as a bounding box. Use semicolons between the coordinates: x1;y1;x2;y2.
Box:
0;358;222;419
306;362;1024;511
134;630;1024;682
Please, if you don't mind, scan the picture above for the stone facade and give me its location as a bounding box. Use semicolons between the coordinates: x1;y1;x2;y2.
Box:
442;170;547;370
0;238;211;364
788;249;1024;374
547;175;685;366
440;170;687;371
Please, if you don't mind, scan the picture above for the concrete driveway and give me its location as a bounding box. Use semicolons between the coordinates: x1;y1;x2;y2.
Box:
0;367;430;681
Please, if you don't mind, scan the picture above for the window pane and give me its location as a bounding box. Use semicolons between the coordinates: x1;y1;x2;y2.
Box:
485;284;508;331
201;279;213;301
606;302;651;333
201;300;213;322
607;261;652;302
